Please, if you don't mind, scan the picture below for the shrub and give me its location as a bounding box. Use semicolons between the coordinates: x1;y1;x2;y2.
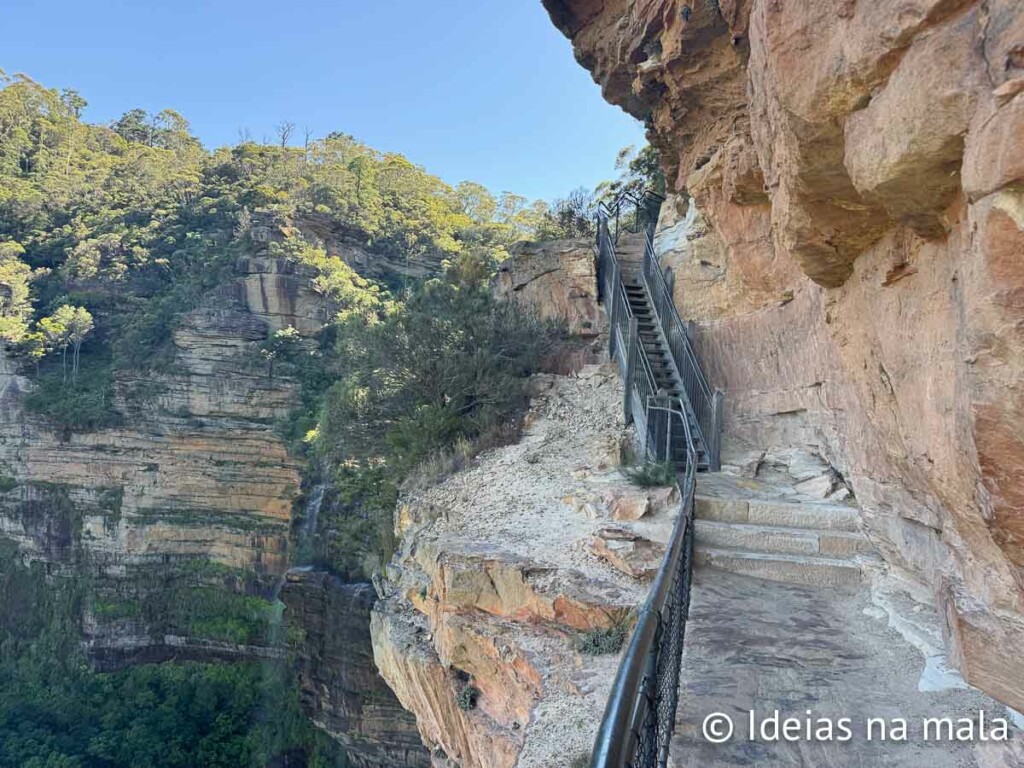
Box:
456;682;480;711
575;611;634;656
624;461;676;488
24;363;119;432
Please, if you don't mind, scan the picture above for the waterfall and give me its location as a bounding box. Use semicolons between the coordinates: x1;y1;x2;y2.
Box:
297;482;326;554
270;481;327;602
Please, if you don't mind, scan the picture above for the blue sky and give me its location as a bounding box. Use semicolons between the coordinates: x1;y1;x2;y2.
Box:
1;1;645;202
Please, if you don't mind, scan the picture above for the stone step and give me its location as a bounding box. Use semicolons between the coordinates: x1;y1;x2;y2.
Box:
694;547;866;587
695;496;861;532
694;519;873;558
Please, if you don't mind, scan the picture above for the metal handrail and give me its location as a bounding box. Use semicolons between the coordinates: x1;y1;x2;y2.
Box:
595;189;722;469
590;396;696;768
638;230;723;469
597;189;665;245
588;188;719;767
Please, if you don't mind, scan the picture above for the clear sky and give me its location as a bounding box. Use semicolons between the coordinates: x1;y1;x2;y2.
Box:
1;1;645;202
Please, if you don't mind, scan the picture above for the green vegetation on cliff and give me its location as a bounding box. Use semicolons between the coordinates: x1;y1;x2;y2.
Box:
302;279;564;577
0;70;663;764
0;72;582;417
0;544;346;768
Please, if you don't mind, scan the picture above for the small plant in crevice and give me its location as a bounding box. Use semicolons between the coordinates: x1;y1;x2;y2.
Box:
575;609;634;656
571;754;591;768
576;624;629;656
623;460;676;488
455;682;480;711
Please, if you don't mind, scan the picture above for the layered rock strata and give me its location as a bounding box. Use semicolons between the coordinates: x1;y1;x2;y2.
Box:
0;254;315;660
281;569;431;768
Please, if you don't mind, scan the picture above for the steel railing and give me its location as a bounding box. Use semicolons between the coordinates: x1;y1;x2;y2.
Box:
639;231;723;471
598;216;659;438
589;397;696;768
597;189;664;247
588;189;722;767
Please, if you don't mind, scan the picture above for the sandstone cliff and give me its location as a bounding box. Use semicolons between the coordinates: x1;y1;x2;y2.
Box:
0;253;311;660
0;242;426;763
371;361;689;767
281;569;430;768
543;0;1024;711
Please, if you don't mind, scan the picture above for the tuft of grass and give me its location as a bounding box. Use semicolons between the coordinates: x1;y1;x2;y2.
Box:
455;683;480;711
575;610;634;656
401;419;523;494
623;461;676;488
402;436;475;493
576;624;628;656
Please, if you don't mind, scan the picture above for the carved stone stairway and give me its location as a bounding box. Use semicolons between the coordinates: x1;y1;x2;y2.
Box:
692;482;879;587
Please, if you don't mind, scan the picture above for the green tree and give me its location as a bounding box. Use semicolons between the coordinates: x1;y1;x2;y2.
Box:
112;107;152;144
66;306;93;380
0;242;34;342
59;88;86;118
19;331;46;374
36;309;71;383
597;143;665;203
260;325;301;381
36;305;91;383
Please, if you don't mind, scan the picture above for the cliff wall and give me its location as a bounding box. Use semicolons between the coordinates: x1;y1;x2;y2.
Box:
0;253;311;659
281;570;431;768
0;245;426;764
543;0;1024;710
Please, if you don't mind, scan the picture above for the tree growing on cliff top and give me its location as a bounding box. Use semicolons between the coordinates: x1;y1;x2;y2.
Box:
36;304;93;383
597;143;666;203
66;305;93;380
0;242;35;343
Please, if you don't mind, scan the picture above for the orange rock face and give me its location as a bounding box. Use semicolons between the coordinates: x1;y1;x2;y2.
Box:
544;0;1024;710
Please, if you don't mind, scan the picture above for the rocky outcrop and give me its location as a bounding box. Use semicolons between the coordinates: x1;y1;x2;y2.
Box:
495;238;600;337
0;263;311;575
371;365;675;768
280;569;429;768
543;0;1024;711
0;234;446;761
494;237;607;374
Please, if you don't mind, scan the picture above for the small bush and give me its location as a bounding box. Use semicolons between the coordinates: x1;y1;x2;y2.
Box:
0;475;17;493
575;610;634;656
624;461;676;488
455;683;480;711
576;623;629;656
24;363;119;432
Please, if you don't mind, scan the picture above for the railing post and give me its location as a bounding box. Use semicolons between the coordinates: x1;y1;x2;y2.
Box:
710;388;724;471
608;257;620;360
665;400;672;463
623;318;638;426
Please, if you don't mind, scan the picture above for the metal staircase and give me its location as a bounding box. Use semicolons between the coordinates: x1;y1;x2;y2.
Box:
588;190;722;768
622;271;711;471
596;191;722;473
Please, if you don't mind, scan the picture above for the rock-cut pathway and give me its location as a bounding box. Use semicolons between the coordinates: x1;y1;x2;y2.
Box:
669;569;1021;767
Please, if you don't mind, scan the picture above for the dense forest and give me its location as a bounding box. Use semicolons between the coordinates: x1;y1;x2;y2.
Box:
0;71;659;767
